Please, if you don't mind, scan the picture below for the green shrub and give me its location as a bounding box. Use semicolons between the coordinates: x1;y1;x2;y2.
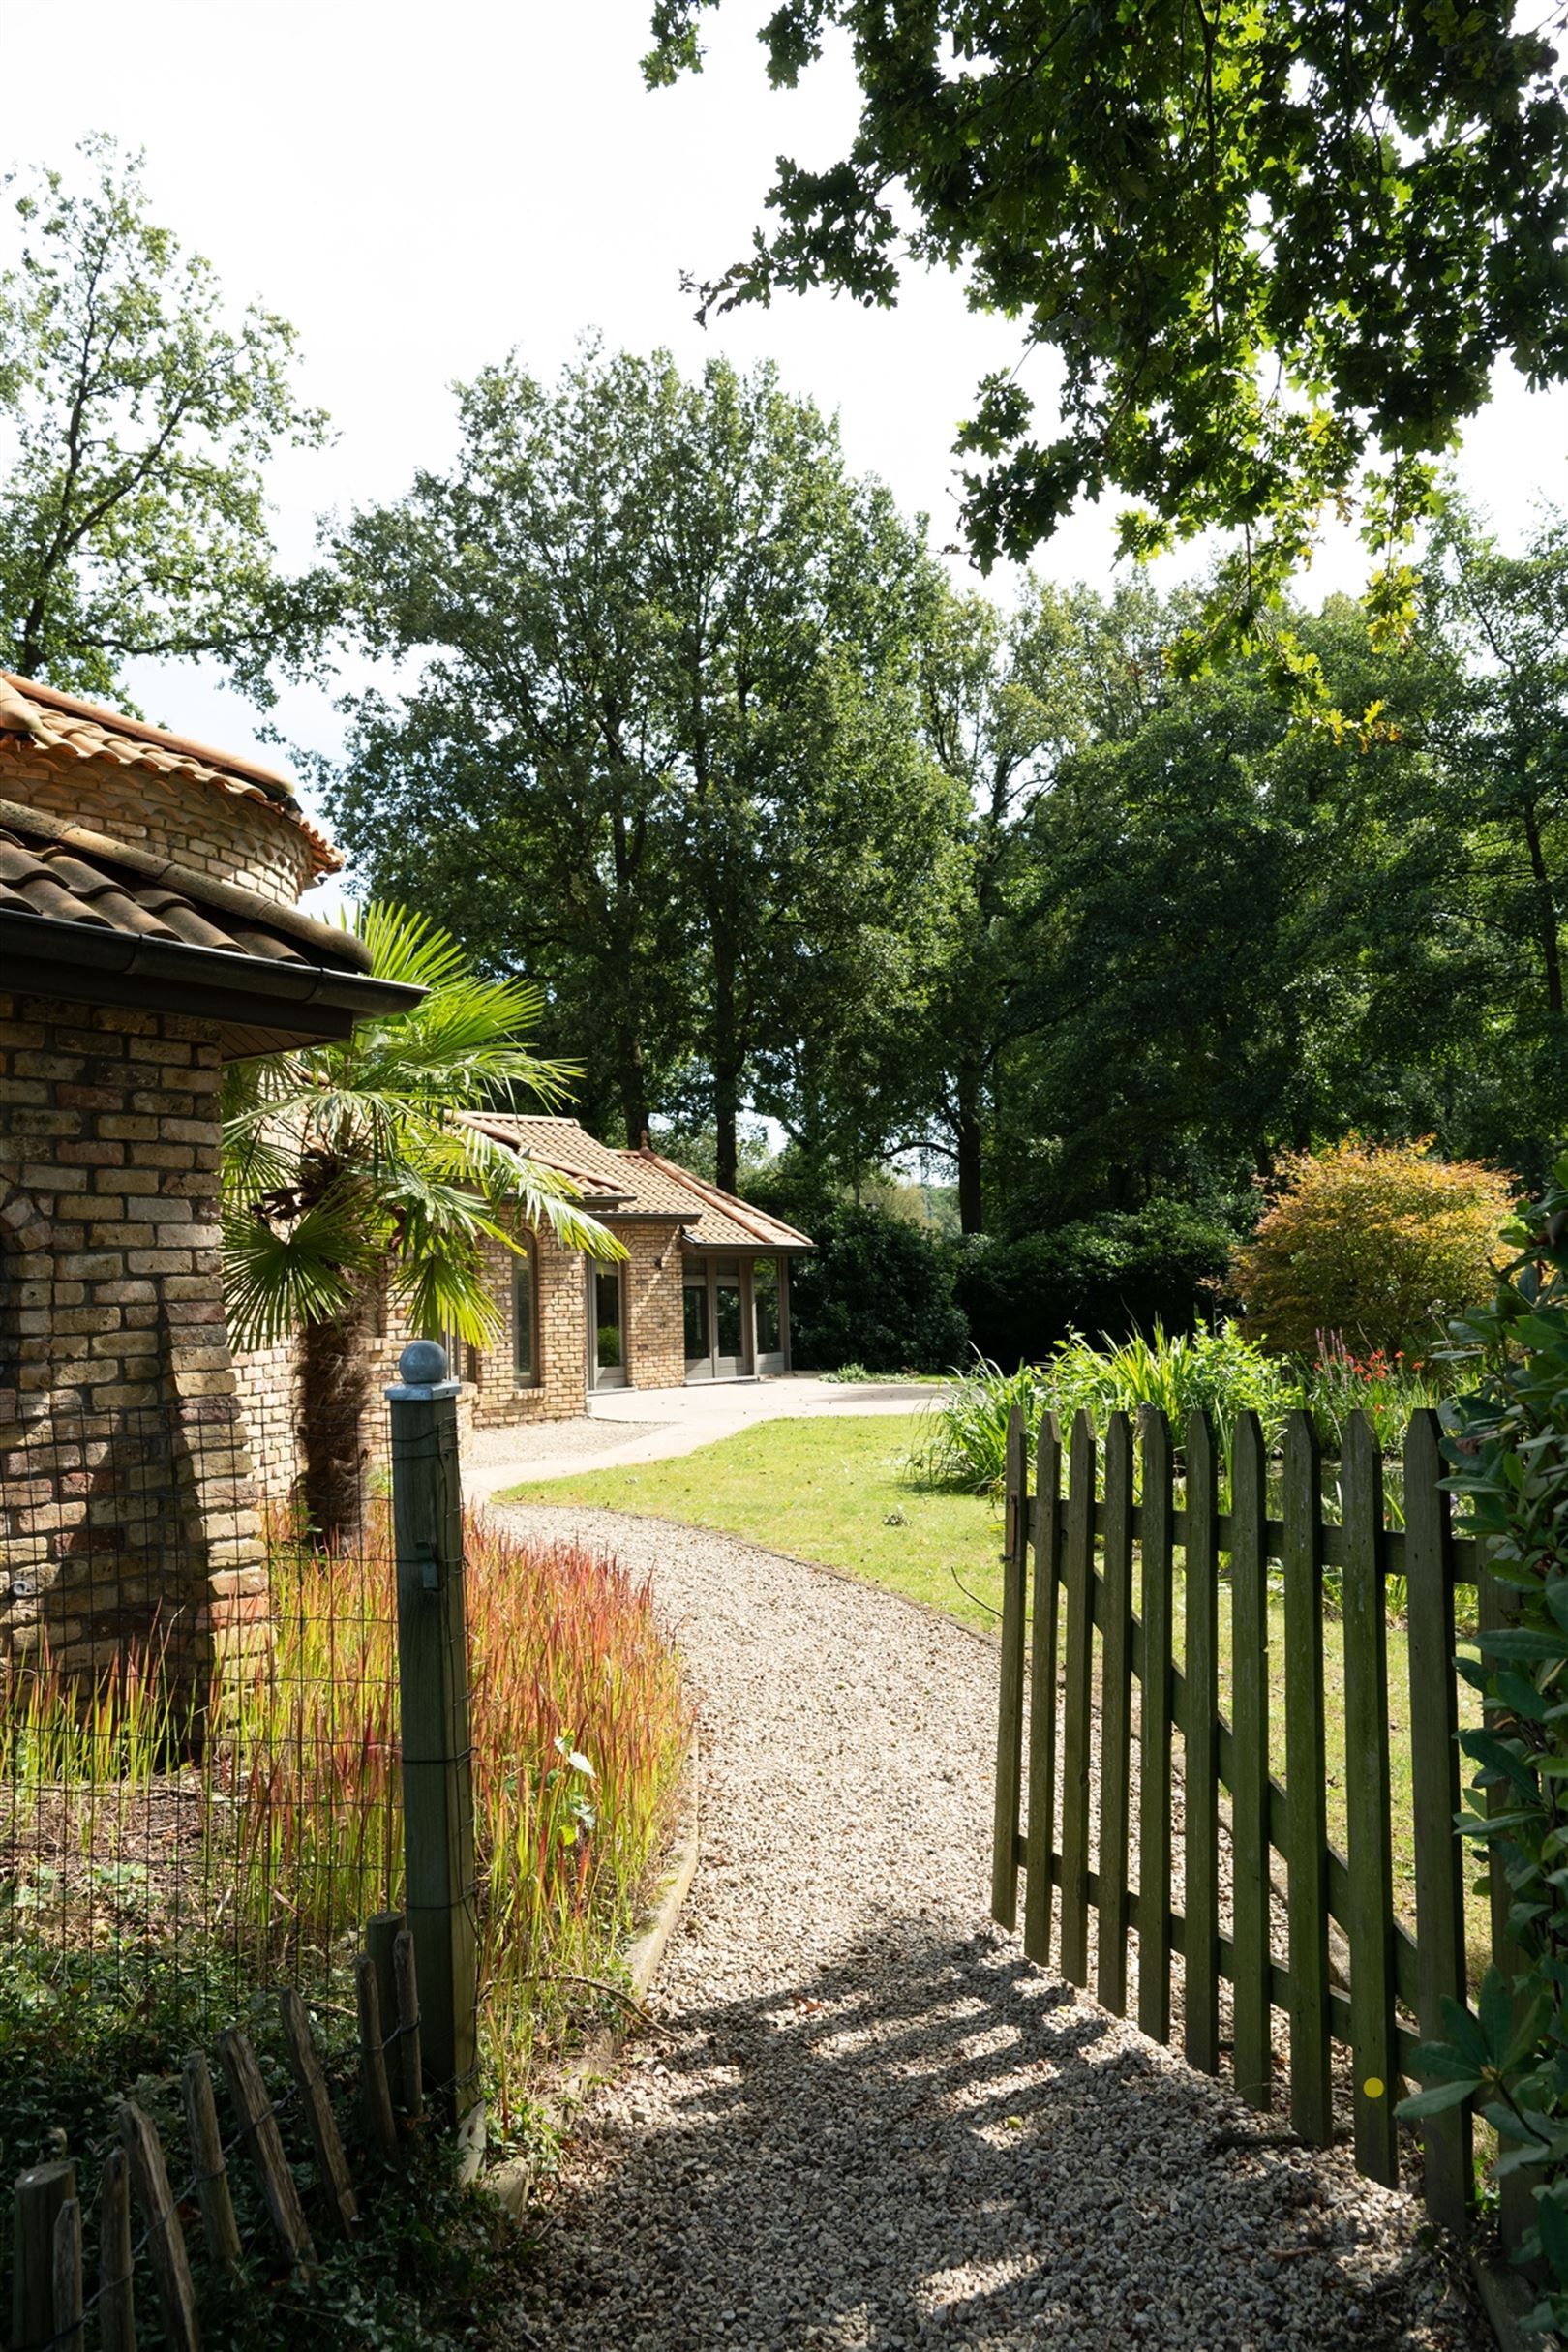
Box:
907;1321;1295;1493
1397;1161;1568;2330
786;1203;968;1373
1232;1136;1513;1358
952;1201;1238;1368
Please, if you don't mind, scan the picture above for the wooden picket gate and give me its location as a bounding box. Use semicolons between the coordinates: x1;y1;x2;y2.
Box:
990;1402;1504;2239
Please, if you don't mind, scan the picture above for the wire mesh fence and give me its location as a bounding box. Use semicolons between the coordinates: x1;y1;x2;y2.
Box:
0;1398;402;2027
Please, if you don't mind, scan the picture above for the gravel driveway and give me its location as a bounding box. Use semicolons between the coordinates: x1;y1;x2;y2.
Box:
493;1505;1486;2352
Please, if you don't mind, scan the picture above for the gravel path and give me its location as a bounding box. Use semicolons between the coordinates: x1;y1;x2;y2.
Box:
493;1505;1487;2352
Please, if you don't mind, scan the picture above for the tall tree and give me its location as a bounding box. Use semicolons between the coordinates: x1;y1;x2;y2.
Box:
0;136;329;704
646;2;1568;642
330;343;962;1191
913;581;1167;1230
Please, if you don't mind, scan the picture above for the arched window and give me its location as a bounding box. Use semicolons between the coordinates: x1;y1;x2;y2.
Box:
512;1244;538;1386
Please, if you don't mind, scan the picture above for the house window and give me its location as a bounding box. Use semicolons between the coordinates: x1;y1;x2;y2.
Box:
513;1247;538;1385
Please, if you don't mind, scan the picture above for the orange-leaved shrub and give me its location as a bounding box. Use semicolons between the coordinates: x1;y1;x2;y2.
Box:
1231;1137;1514;1359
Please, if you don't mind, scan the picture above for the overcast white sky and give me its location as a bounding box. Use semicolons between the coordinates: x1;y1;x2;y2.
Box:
8;0;1566;910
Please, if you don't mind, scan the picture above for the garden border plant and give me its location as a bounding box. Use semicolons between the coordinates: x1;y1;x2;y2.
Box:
1398;1161;1568;2330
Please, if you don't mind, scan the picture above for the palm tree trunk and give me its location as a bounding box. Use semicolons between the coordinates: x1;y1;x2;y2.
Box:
298;1285;375;1551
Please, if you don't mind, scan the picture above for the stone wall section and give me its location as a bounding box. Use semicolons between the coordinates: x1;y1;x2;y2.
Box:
0;989;268;1686
2;746;323;908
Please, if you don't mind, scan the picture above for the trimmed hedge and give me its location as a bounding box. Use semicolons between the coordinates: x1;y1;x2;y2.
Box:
952;1202;1238;1368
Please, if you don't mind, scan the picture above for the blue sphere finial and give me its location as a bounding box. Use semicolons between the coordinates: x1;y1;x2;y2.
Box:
398;1339;449;1386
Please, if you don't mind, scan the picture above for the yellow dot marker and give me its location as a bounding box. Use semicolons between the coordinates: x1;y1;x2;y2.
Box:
1363;2076;1385;2100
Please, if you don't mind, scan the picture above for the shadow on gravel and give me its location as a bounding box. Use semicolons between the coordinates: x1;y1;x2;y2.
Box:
505;1920;1481;2352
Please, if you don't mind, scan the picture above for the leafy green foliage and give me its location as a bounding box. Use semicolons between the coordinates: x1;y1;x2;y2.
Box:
0;1946;532;2352
785;1202;967;1374
1396;1168;1568;2325
908;1322;1296;1493
645;0;1568;645
222;901;616;1354
1232;1136;1513;1359
0;136;330;703
952;1203;1240;1368
327;340;964;1191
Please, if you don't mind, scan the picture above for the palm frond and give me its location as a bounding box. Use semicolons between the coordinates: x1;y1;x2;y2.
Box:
222;1198;383;1351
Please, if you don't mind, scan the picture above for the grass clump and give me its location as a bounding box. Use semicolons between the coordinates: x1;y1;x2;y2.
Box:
0;1507;690;2139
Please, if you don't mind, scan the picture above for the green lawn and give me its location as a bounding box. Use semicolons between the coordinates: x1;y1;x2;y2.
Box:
499;1411;1480;1964
499;1413;1008;1630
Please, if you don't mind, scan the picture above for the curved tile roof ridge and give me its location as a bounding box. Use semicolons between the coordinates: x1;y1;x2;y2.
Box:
0;795;371;972
0;673;340;876
627;1146;815;1250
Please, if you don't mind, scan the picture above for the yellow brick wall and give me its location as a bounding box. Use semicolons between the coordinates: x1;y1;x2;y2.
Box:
620;1224;688;1390
2;747;321;908
0;989;269;1682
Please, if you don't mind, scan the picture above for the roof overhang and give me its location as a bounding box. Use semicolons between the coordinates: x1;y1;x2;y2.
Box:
679;1233;814;1254
0;908;422;1059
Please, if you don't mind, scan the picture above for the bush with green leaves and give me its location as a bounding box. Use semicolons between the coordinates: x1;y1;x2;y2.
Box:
906;1321;1294;1493
952;1201;1238;1369
1233;1136;1512;1360
1396;1161;1568;2328
785;1202;967;1373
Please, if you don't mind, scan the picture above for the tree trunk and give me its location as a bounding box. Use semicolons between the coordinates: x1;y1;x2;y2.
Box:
713;927;741;1194
298;1285;375;1552
1522;795;1565;1019
617;1028;651;1151
955;1086;985;1235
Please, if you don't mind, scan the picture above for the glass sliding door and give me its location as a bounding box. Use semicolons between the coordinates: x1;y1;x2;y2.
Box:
683;1269;711;1378
589;1261;627;1388
712;1259;750;1379
753;1255;785;1372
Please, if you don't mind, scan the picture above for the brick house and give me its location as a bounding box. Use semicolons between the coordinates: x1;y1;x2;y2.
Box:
0;674;418;1683
453;1115;813;1426
0;671;814;1551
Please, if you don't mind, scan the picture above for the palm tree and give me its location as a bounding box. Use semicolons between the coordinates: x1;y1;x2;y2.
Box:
222;903;619;1548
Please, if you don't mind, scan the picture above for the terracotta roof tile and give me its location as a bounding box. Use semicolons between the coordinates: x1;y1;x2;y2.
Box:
0;673;340;877
0;799;370;972
454;1115;813;1251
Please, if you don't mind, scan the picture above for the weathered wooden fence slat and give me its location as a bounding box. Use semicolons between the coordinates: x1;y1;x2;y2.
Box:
357;1950;402;2162
991;1405;1030;1932
1183;1412;1221;2077
1059;1413;1097;1988
97;2146;136;2352
1022;1413;1063;1968
1228;1409;1273;2112
13;2158;75;2352
393;1929;426;2126
1136;1409;1175;2043
1097;1412;1135;2017
282;1986;360;2237
992;1395;1500;2242
181;2053;241;2274
1281;1411;1333;2149
52;2189;84;2352
1342;1417;1399;2188
119;2099;199;2352
1403;1408;1471;2235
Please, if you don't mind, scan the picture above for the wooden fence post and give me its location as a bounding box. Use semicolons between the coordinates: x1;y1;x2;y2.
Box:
1183;1411;1221;2076
991;1404;1030;1930
386;1341;479;2134
1023;1412;1063;1969
1403;1409;1472;2236
11;2158;75;2352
